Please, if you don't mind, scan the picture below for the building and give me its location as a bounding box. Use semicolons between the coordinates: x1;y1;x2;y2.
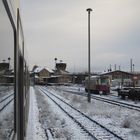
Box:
0;62;9;71
0;62;13;84
33;66;53;84
54;62;69;75
47;62;72;85
101;70;140;87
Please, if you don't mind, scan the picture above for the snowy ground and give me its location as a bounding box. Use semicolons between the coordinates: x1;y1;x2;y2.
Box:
26;87;46;140
2;85;138;140
58;85;140;108
0;101;14;140
44;85;140;140
36;87;91;140
0;85;14;140
0;86;13;98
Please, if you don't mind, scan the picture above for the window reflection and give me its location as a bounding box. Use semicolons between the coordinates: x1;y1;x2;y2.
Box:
0;1;14;139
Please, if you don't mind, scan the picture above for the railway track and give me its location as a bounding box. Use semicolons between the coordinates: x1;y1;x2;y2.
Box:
0;88;13;94
39;86;125;140
0;89;14;97
9;129;15;140
0;93;13;103
0;93;14;112
58;88;140;112
44;128;53;140
0;93;14;140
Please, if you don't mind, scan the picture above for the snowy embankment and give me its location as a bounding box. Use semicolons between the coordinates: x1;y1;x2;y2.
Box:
46;86;140;140
26;87;46;140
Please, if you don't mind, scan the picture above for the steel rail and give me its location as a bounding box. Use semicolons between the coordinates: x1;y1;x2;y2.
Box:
39;86;124;140
0;93;14;104
0;98;14;112
39;87;97;140
59;88;140;112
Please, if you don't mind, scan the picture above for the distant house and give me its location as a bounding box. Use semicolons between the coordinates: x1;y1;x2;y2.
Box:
34;67;52;78
71;73;89;84
0;62;11;75
47;75;72;85
101;70;133;80
0;62;14;84
0;62;9;71
54;62;69;75
47;62;72;85
101;70;140;87
33;66;53;84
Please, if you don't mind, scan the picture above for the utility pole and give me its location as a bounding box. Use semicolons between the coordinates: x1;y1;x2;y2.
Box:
133;64;135;72
119;65;121;71
114;64;116;71
130;58;133;72
87;8;92;103
109;64;112;71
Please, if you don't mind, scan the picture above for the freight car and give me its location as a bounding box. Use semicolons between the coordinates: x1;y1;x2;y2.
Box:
118;87;140;100
85;75;110;94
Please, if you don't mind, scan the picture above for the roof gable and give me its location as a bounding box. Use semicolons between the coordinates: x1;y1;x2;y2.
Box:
34;67;53;73
101;70;133;76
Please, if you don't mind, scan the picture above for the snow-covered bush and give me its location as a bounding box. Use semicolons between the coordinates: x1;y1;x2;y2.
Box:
121;117;131;128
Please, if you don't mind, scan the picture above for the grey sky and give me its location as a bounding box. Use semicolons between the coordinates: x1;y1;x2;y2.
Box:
20;0;140;72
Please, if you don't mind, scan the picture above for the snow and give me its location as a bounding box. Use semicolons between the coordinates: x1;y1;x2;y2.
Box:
45;85;140;140
34;67;44;73
2;85;139;139
0;96;13;114
0;91;13;104
26;87;46;140
59;85;140;108
0;101;14;139
33;66;53;73
36;87;91;140
0;86;13;98
0;88;14;139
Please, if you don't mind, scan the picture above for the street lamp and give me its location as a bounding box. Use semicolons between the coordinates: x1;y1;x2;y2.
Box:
8;57;11;70
86;8;92;102
54;58;57;74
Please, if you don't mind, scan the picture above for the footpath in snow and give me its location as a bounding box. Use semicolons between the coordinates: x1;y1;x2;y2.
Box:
26;87;46;140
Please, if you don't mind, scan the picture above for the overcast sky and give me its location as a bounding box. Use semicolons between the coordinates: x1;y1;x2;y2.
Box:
20;0;140;72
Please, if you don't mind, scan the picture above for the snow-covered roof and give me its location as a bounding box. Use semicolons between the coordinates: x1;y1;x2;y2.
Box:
33;67;54;73
45;68;54;73
34;67;44;73
100;70;133;75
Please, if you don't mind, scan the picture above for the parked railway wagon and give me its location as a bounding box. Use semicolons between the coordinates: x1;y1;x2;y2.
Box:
0;1;30;140
85;75;110;94
118;87;140;100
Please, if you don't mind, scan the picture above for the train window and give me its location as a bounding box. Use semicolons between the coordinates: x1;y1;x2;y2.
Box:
0;1;15;139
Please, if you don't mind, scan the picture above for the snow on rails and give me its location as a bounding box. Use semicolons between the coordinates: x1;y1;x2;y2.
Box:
38;86;126;140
